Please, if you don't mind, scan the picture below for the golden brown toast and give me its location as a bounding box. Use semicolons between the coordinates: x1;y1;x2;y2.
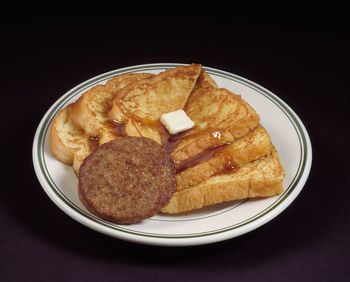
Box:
105;73;154;96
51;73;154;173
176;125;271;190
70;73;154;145
50;104;96;174
161;146;285;214
70;85;112;137
108;64;202;144
119;68;216;144
49;64;285;216
124;68;218;144
170;86;260;165
192;68;218;91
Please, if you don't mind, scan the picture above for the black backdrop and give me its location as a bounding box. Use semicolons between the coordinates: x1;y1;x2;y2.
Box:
1;2;349;281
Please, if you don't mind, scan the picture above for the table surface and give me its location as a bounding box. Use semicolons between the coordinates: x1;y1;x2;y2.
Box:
1;3;349;282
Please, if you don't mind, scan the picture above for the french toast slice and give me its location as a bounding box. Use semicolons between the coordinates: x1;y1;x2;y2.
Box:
70;84;117;144
105;73;154;96
192;68;218;91
108;64;202;144
122;68;218;144
176;125;271;190
161;146;285;214
170;86;260;165
50;104;96;174
70;73;153;145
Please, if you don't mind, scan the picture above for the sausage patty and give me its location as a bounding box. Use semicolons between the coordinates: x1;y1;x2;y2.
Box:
78;136;177;224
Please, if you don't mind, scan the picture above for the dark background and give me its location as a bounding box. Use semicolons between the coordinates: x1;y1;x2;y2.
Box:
1;2;349;281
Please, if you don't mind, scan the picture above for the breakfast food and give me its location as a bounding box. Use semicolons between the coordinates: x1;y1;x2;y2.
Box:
108;63;202;144
70;73;154;145
160;110;195;135
175;125;272;190
50;63;285;222
161;146;284;214
50;104;94;173
171;85;260;165
49;73;153;174
78;137;177;224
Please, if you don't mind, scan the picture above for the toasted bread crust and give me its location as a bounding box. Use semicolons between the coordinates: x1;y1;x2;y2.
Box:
71;73;154;142
176;126;271;190
118;68;218;145
191;69;218;92
109;64;202;122
161;147;285;214
51;73;160;174
70;85;112;137
50;104;94;174
108;64;202;144
50;105;75;165
172;87;260;164
105;73;154;96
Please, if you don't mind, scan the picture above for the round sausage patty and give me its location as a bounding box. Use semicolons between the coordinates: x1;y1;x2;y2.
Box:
78;136;177;224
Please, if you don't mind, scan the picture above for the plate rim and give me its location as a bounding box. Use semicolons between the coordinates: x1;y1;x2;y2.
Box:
32;63;312;246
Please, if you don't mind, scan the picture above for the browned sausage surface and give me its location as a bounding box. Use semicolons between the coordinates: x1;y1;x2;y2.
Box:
78;137;177;224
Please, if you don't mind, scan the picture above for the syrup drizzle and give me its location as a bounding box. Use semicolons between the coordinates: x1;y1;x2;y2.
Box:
109;119;234;175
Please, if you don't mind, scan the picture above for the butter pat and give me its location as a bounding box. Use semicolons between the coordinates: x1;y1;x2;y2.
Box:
160;110;195;135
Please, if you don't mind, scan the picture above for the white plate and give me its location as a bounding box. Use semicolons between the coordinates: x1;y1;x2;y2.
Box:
32;63;312;246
